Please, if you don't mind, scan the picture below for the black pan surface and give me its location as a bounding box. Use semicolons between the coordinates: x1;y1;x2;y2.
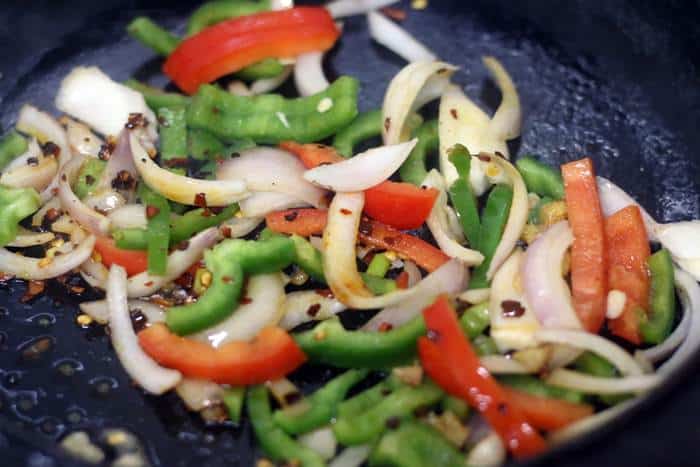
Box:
1;0;699;466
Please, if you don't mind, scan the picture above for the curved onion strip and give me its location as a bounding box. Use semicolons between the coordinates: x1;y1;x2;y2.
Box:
522;221;581;328
127;227;220;298
438;84;507;193
480;355;531;374
548;398;637;445
175;379;224;411
421;170;484;265
294;52;329;97
192;273;285;347
488;249;540;351
674;257;700;282
483;56;522;140
0;233;94;280
362;259;468;331
32;198;61;227
57;154;111;235
83;192;126;215
382;61;457;145
444;204;466;243
466;432;506;467
596;176;656;240
221;216;264;238
328;445;371;467
325;0;397;17
62;117;103;158
299;427;337;460
92;130;137;196
16;105;70;166
79;255;109;289
7;228;55;248
535;329;643;376
279;290;347;330
131;133;248;206
304;139;418;192
459;288;490;305
5;138;42;171
403;260;422;288
107;264;181;394
55;66;157;140
79;299;165;325
239;191;310;218
250;65;294;95
217;147;325;207
227;81;253;97
486;156;529;279
367;11;436;63
546;369;661;395
655;221;700;259
0;156;57;191
107;204;148;230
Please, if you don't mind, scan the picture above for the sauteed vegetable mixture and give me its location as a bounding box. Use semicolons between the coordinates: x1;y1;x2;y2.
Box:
2;1;700;466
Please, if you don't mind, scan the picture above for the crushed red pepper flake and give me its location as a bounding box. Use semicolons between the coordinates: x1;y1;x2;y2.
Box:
145;205;160;219
194;192;207;208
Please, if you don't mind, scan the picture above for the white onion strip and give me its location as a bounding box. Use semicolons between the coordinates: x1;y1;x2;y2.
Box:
0;157;57;192
90;130;136;200
480;355;531;374
131;133;248;206
107;204;147;230
299;427;337;460
63;117;103;158
546;369;661;395
5;138;42;171
220;216;264;238
79;299;165;325
7;229;55;248
294;52;329;97
175;379;224;411
304;139;417;192
466;432;506;467
279;290;347;330
328;445;371;467
0;234;95;280
239;192;310;218
16;105;70;167
325;0;397;17
107;264;181;394
367;11;436;63
57;154;111;235
483;56;522;140
250;65;294;94
596;176;656;240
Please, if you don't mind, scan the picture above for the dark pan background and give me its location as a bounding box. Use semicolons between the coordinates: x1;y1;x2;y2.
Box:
1;0;699;466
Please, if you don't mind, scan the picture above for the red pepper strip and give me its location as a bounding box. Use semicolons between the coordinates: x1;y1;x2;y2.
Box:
164;7;340;94
280;141;438;230
418;295;546;458
605;205;651;344
138;324;306;385
501;387;594;431
94;236;148;277
395;271;410;289
562;158;607;333
266;208;329;238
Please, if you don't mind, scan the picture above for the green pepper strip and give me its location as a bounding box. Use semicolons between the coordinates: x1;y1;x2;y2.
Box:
247;386;326;467
126;17;180;56
472;334;498;356
366;253;391;278
188;129;226;161
234;58;286;81
515;156;565;200
498;375;586;404
223;386;246;424
274;369;370;435
640;249;676;344
139;186;171;275
447;144;481;246
167;236;295;335
368;419;465;467
0;186;40;247
187;77;359;144
469;184;513;289
399;119;439;186
290;234;325;283
333;382;443;446
73;158;106;200
332;109;382;158
0;131;28;171
186;0;271;36
362;274;398;295
459;302;490;339
337;380;392;419
124;80;190;112
158;107;188;166
573;351;628;405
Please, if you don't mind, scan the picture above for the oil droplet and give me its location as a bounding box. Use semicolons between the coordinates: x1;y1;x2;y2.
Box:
89;376;118;397
19;336;54;361
3;371;22;387
28;313;56;328
16;394;36;412
66;409;84;424
37;416;62;436
53;358;84;377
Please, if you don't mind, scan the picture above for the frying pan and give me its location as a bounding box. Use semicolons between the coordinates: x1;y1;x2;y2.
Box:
1;0;699;466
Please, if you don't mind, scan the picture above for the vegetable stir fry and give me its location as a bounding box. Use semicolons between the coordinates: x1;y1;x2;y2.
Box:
2;1;699;466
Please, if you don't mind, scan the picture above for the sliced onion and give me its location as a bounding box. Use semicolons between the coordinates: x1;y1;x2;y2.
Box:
5;137;42;171
0;155;57;191
55;66;157;140
535;329;643;376
655;221;700;259
459;288;490;305
131;133;248;206
482;56;522;140
79;299;165;325
57;154;111;235
421;170;484;265
466;432;506;467
382;61;457;145
367;11;436;62
217;147;325;207
325;0;397;17
304;139;418;192
107;264;181;394
329;445;371;467
294;52;329;97
362;259;468;331
175;379;224;411
0;234;94;280
62;117;103;158
596;176;656;240
126;227;220;298
90;130;137;202
444;204;466;243
239;192;309;218
107;204;147;230
403;259;422;287
548;398;637;445
489;249;540;351
227;81;253;97
16;105;70;167
192;273;285;345
32;198;61;227
298;427;337;460
250;65;293;95
522;221;581;328
7;228;55;248
221;216;264;238
279;290;346;330
79;255;109;289
479;355;531;374
546;369;661;394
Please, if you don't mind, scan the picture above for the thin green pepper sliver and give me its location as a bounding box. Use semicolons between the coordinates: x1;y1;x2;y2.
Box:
188;129;225;161
0;131;28;171
223;386;245;424
473;334;498;356
640;249;676;344
186;77;359;144
73;158;106;200
166;236;295;335
158;107;188;165
247;386;326;467
459;302;490;339
186;0;271;36
274;369;369;435
469;184;513;289
498;375;586;404
366;253;391;278
234;58;286;81
332;109;382;158
399;119;439;186
127;17;180;56
290;234;326;283
447;144;481;246
333;382;443;446
140;186;171;275
337;381;392;419
573;351;628;405
368;419;465;467
125;80;190;112
362;274;398;295
0;186;40;247
515;156;565;200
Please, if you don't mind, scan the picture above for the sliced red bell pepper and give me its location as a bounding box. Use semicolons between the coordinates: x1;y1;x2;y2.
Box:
94;236;148;277
418;295;547;459
164;7;340;94
605;205;651;344
138;324;306;385
562;158;607;333
395;271;410;289
280;141;438;230
502;387;594;431
266;208;329;238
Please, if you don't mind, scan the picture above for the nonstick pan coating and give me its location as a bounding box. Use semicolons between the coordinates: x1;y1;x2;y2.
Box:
0;0;699;466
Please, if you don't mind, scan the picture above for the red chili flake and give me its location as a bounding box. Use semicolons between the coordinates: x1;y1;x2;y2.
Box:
385;416;401;430
284;211;299;222
378;322;394;332
494;151;506;159
60;173;67;182
209;206;224;215
144;281;154;287
340;208;352;216
450;108;459;119
212;107;220;115
174;272;194;288
26;157;39;166
426;329;440;342
41;141;60;157
145;205;160;219
45;208;61;222
501;300;526;318
384;117;391;132
194;193;207;208
175;240;190;251
395;271;410;289
70;285;86;294
240;297;252;305
497;402;508;414
112;170;136;190
84;174;95;186
163;157;189;168
477;153;492;162
98;140;116;160
306;303;321;317
359;217;374;236
221;226;232;238
315;289;334;298
221;276;233;284
125;113;147;129
21;280;45;303
383;236;397;246
380;6;406;20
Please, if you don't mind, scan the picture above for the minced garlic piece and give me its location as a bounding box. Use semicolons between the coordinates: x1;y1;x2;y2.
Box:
317;97;333;113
